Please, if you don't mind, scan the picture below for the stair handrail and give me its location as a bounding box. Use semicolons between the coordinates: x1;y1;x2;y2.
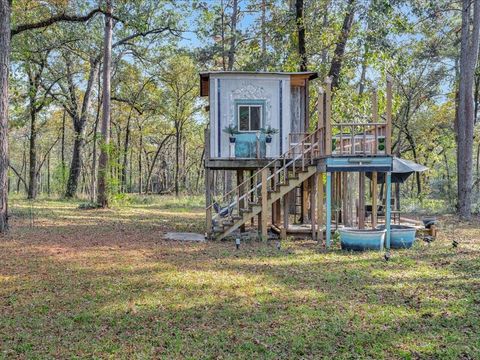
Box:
207;127;324;215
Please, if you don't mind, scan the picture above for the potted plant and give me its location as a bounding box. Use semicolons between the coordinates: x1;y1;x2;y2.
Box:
223;124;239;143
261;126;279;143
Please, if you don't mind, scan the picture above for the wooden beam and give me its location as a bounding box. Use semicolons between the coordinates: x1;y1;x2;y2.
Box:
342;172;348;227
290;74;310;86
205;168;213;238
385;172;392;250
310;176;316;240
260;168;268;240
302;180;309;224
237;170;245;232
325;77;332;155
359;172;365;229
371;90;378;155
317;87;324;130
200;74;210;97
250;170;255;226
281;192;289;240
372;171;378;228
317;172;324;243
275;200;281;225
326;172;332;248
386;76;392;155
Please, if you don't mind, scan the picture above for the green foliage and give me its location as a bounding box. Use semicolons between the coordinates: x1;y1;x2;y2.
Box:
222;124;239;135
260;125;279;135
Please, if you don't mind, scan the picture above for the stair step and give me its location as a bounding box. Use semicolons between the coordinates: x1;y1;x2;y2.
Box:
222;220;234;226
248;201;258;206
231;215;242;221
239;208;251;214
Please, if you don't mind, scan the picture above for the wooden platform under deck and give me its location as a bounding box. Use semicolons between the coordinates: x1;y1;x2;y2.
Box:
205;158;327;170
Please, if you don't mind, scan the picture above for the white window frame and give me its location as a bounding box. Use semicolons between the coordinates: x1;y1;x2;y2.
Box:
237;104;263;132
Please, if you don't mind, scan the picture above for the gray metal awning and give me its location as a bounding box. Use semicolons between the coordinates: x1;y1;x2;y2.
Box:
366;157;428;183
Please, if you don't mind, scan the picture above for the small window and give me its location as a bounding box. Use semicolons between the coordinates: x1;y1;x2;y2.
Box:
238;105;262;132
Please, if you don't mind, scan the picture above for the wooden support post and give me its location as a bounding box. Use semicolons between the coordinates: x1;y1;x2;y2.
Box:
237;170;245;232
342;172;348;227
326;172;332;248
205;168;213;238
386;77;392;155
325;77;332;155
282;192;289;240
371;90;378;154
317;172;324;243
318;87;324;129
205;128;212;238
385;172;392;251
275;200;281;225
372;172;378;228
310;176;316;240
302;180;309;223
260;168;268;240
359;172;365;229
271;168;276;225
250;170;255;226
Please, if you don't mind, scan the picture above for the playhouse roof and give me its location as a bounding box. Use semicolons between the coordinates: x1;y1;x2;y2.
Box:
199;71;318;97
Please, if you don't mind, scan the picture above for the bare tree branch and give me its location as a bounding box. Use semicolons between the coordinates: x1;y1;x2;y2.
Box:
11;8;111;37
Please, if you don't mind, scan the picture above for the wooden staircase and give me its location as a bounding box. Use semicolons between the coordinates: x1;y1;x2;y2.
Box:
207;128;325;241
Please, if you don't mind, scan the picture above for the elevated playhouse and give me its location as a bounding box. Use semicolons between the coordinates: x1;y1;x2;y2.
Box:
200;71;394;251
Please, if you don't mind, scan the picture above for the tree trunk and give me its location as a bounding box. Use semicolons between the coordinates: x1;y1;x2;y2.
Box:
174;126;180;196
65;132;84;197
65;59;98;198
227;0;238;71
97;0;113;207
457;0;480;219
295;0;307;71
321;1;330;66
121;116;131;192
328;0;356;88
261;0;266;70
358;45;368;96
476;142;480;193
145;135;172;192
444;150;454;205
138;129;143;194
220;0;227;70
90;72;102;202
47;152;50;196
61;109;66;189
27;109;37;199
0;0;10;232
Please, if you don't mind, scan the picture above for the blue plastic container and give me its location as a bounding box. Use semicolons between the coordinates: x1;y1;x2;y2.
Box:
378;225;417;249
339;228;386;251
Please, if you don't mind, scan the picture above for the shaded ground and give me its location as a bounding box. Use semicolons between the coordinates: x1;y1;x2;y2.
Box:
1;196;479;359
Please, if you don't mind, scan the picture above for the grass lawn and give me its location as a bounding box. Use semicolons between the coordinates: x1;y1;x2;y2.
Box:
1;196;479;359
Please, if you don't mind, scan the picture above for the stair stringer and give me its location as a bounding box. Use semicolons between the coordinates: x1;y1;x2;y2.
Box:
216;165;317;240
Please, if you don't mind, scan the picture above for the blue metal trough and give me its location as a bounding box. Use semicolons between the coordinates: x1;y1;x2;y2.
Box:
377;225;416;249
339;228;386;251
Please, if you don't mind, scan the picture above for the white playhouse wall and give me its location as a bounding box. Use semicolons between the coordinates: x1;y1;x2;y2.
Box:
208;73;292;159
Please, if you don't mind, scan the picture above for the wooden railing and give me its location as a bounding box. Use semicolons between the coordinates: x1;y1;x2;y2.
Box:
331;122;387;155
206;127;324;229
